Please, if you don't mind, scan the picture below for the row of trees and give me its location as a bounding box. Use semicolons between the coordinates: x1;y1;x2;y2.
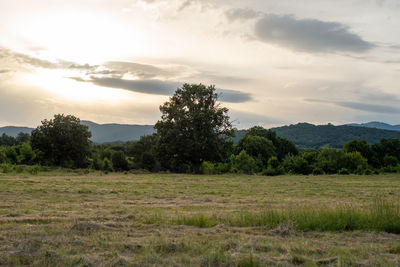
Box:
1;83;400;175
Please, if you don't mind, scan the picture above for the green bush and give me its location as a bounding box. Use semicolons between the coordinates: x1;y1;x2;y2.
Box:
283;154;310;175
201;161;216;175
1;163;13;173
338;168;350;175
230;150;257;174
27;165;40;175
312;167;324;175
102;158;113;173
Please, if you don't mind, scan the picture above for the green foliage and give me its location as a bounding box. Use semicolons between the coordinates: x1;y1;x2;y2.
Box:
155;84;234;173
245;126;298;160
283;154;310;175
111;151;128;171
237;135;276;167
102;158;113;172
230;150;257;174
5;146;18;164
18;142;36;164
31;114;91;168
384;155;399;167
270;123;400;149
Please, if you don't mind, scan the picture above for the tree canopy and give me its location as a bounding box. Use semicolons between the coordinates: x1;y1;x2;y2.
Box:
31;114;92;167
155;83;234;172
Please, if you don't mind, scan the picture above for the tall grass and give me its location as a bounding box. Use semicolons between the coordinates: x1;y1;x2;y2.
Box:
173;198;400;233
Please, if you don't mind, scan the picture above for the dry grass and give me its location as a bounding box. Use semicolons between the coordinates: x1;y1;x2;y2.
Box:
0;172;400;266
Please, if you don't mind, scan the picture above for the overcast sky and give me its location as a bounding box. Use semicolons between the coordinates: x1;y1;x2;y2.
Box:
1;0;399;128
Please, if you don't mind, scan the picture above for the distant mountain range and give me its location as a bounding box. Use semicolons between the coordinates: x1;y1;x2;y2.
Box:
346;121;400;131
1;121;399;148
0;121;155;143
270;123;400;149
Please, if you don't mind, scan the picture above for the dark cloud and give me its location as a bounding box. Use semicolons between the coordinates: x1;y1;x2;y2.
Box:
306;98;400;114
254;14;375;53
90;77;181;95
225;8;261;22
73;76;252;103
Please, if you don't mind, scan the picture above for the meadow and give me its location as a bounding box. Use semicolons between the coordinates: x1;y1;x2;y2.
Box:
1;172;400;266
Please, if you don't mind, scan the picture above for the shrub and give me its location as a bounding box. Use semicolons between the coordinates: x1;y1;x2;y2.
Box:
201;161;216;175
283;154;310;175
111;151;128;171
1;163;13;173
338;168;350;175
28;165;40;175
230;150;257;174
312;167;324;175
384;155;399;167
102;158;113;173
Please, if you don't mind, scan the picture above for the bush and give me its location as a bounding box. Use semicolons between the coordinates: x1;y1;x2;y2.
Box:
384;155;399;167
102;158;113;173
27;165;40;175
283;154;310;175
111;151;128;171
201;161;216;175
230;150;257;174
1;163;13;173
338;168;350;175
312;167;324;175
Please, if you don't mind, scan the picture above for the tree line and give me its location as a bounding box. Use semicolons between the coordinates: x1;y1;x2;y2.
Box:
1;83;400;175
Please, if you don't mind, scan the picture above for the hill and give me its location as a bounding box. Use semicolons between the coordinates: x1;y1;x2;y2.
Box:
347;121;400;131
2;121;400;147
80;121;155;143
270;123;400;149
0;121;155;143
0;126;33;137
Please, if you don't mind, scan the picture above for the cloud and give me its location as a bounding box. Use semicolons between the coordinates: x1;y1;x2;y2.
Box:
306;98;400;114
254;14;375;53
225;8;261;22
74;76;252;103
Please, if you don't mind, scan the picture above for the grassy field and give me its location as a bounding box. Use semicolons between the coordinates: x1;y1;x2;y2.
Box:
1;172;400;266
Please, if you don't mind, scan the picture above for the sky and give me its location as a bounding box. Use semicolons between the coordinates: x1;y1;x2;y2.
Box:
0;0;399;129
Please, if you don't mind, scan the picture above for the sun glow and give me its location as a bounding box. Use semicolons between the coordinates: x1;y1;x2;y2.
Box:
19;69;132;103
21;11;145;64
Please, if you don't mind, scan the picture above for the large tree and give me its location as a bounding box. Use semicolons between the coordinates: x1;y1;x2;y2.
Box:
31;114;92;167
155;83;234;172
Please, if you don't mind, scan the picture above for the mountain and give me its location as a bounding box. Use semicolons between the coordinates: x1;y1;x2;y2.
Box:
346;121;400;131
0;126;33;137
0;121;155;143
2;121;400;148
270;123;400;149
80;121;155;143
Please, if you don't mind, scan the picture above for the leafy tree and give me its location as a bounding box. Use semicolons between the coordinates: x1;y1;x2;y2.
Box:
18;143;36;164
245;126;298;160
30;114;92;167
283;154;311;175
344;140;378;167
230;150;257;174
111;151;128;171
5;146;18;164
16;132;30;144
372;138;400;166
155;84;234;172
0;133;16;146
102;157;113;172
237;135;276;167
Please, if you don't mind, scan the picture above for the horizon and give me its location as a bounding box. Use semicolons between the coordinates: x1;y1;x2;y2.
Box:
1;118;399;131
1;0;399;128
